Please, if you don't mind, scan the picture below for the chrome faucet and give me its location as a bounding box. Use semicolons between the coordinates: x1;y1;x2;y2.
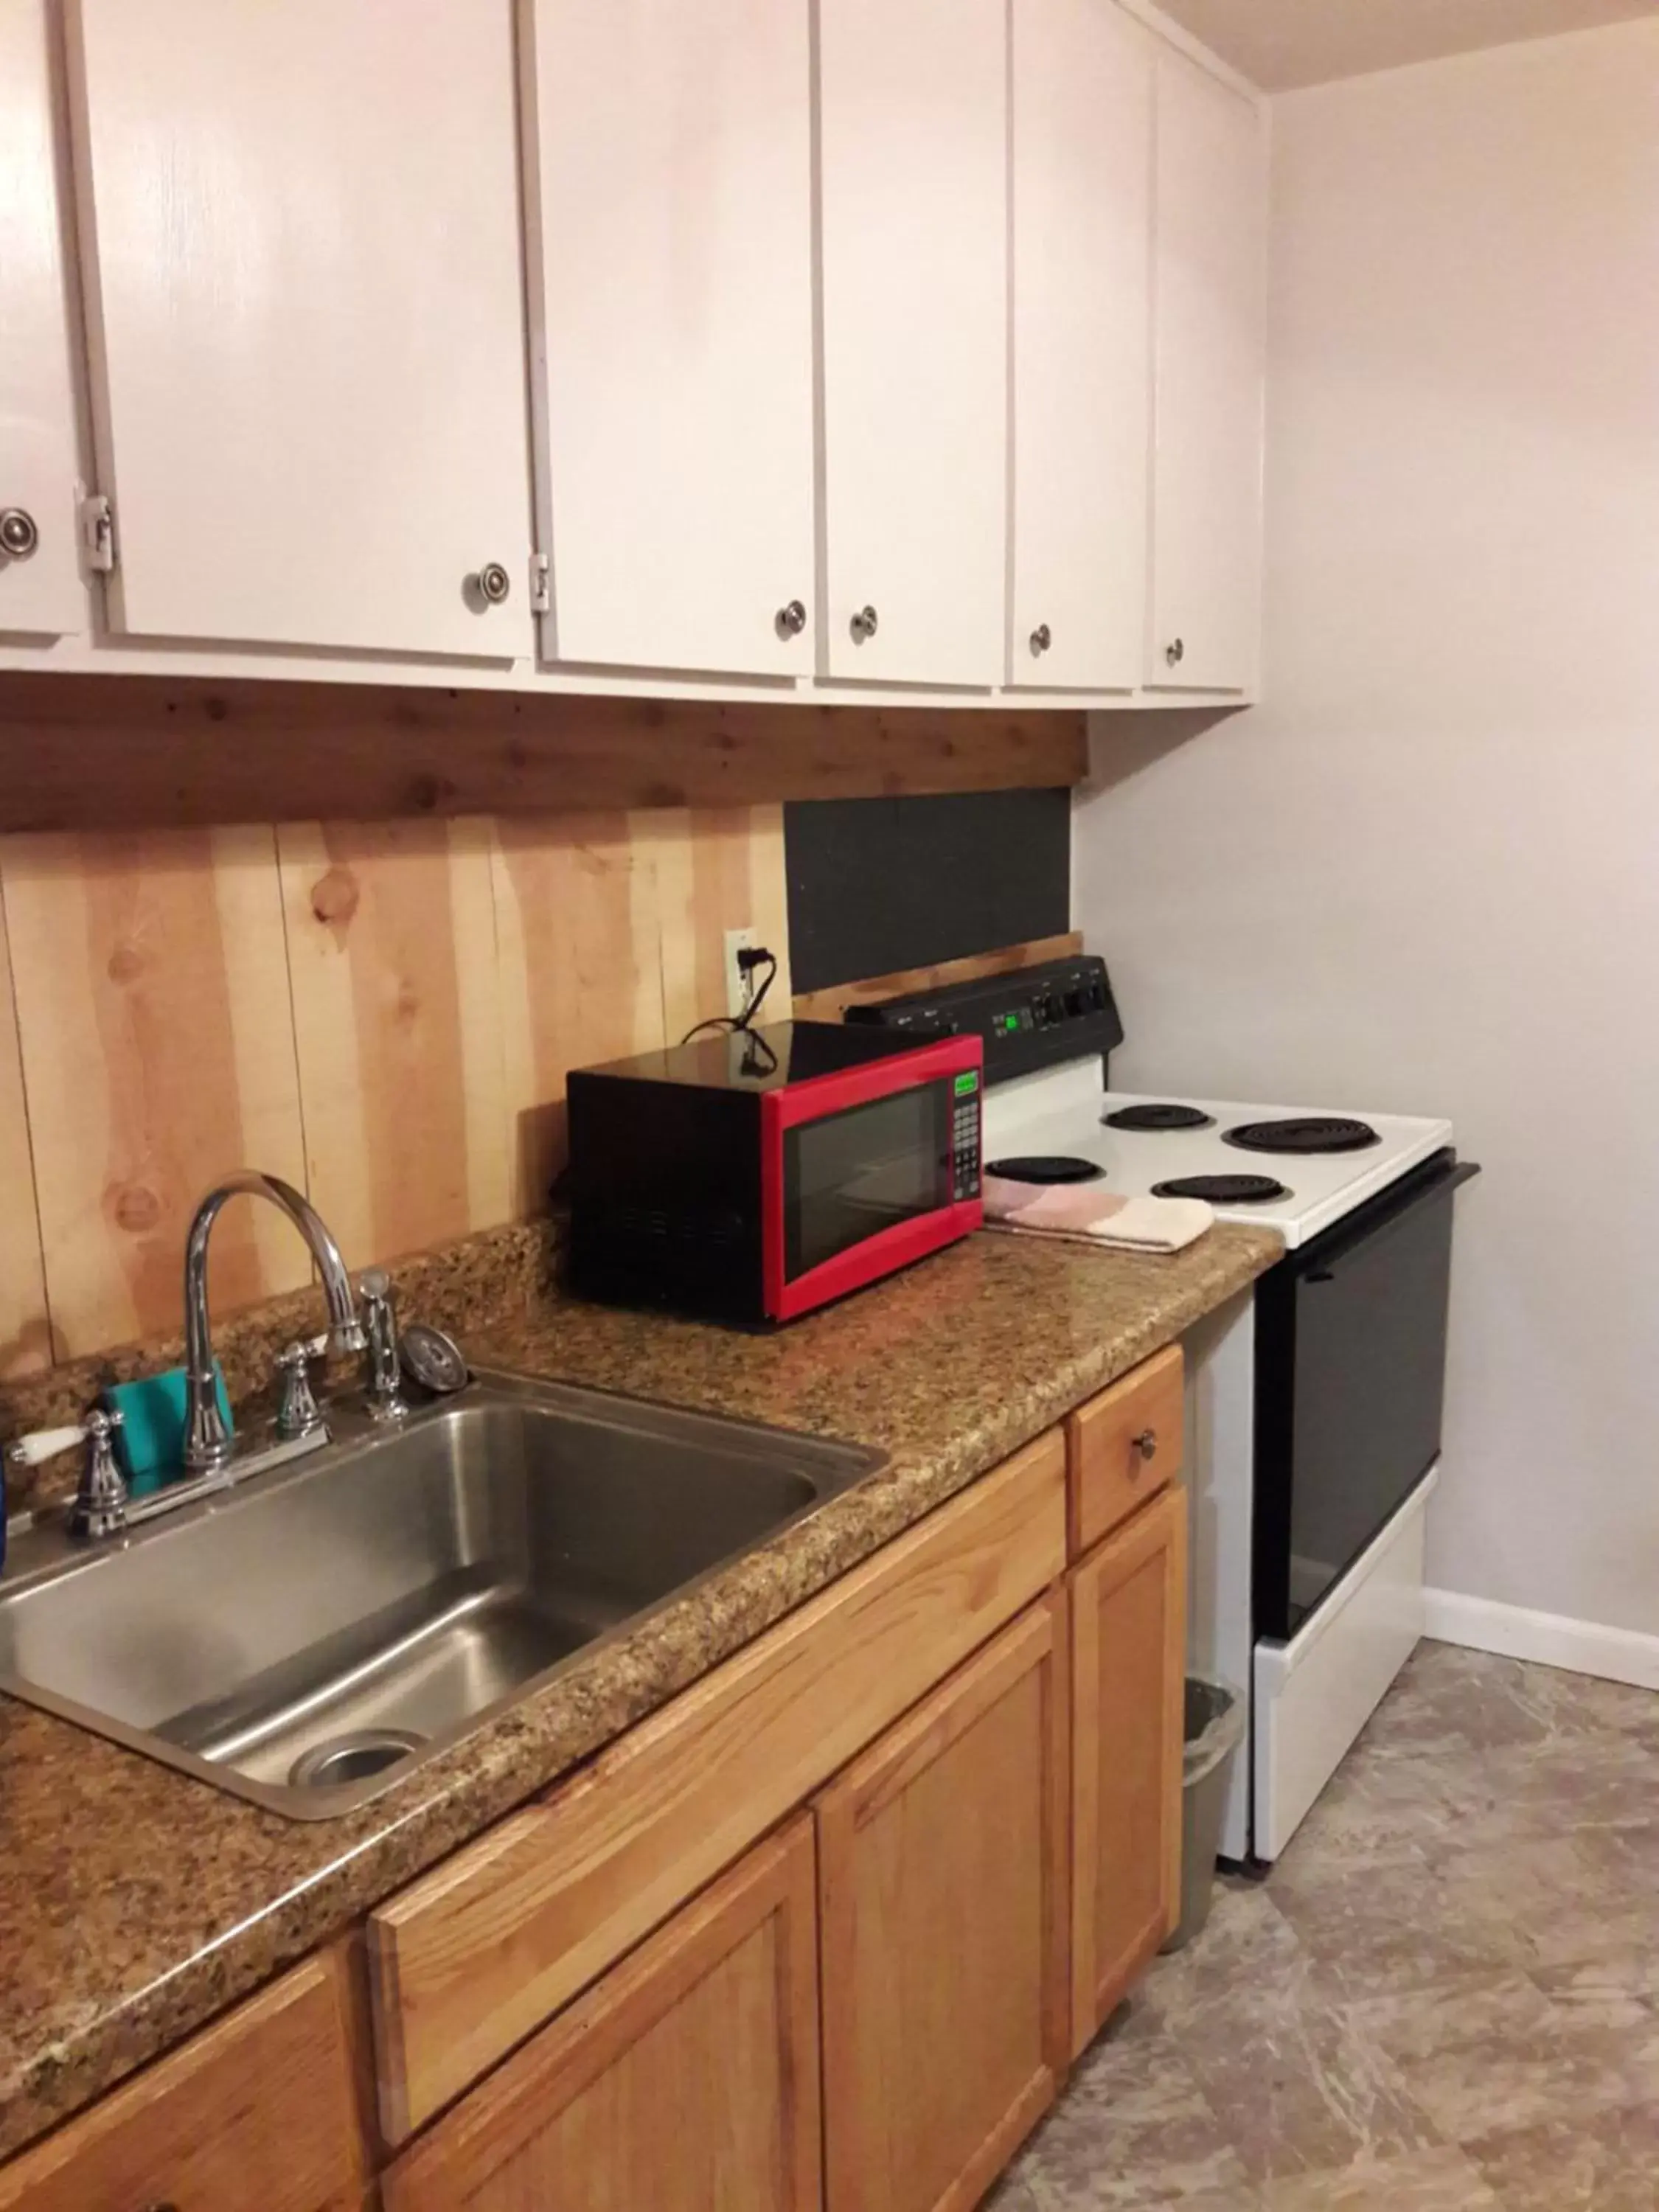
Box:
184;1172;366;1472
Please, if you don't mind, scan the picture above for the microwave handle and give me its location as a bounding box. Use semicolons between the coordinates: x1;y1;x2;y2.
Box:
1303;1158;1481;1284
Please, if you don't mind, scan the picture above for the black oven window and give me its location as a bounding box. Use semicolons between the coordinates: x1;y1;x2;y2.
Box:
784;1085;950;1281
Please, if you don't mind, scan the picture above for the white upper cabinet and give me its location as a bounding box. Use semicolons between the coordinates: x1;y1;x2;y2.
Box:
818;0;1007;689
64;0;534;660
1148;49;1267;693
0;0;87;639
522;0;815;679
1010;0;1152;692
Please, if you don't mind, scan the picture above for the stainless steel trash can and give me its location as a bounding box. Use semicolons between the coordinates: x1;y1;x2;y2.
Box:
1161;1677;1245;1952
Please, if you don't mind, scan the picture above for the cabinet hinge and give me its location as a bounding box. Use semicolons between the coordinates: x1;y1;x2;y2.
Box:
529;552;551;616
81;493;116;574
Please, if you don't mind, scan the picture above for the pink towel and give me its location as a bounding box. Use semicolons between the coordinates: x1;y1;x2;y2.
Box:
981;1173;1214;1255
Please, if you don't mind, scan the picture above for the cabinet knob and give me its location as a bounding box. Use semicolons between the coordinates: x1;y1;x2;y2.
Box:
849;603;879;644
775;598;807;639
1132;1428;1158;1464
1164;637;1185;667
0;508;39;560
1029;622;1052;657
473;562;511;606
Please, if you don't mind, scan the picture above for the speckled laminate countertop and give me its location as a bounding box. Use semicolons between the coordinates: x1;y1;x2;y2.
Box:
0;1222;1279;2162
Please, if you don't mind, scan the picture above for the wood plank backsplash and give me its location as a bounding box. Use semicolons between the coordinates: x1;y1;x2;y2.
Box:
0;806;789;1373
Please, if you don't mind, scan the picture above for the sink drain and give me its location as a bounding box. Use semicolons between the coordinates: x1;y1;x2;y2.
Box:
289;1728;425;1790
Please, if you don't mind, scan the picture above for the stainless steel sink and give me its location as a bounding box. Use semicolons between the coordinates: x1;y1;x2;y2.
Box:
0;1371;885;1818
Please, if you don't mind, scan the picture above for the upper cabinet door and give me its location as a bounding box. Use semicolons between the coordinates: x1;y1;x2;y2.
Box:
818;0;1006;688
0;0;87;639
1148;50;1266;694
1010;0;1152;693
523;0;815;679
65;0;533;660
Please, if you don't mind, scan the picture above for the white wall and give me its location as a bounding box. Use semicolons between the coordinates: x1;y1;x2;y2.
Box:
1074;22;1659;1645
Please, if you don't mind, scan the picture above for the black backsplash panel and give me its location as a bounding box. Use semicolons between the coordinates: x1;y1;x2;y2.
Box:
785;789;1071;995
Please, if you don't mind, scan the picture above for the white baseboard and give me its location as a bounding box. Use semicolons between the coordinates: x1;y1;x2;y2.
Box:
1422;1587;1659;1693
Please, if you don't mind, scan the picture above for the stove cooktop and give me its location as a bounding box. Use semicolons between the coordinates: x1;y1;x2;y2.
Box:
980;1065;1454;1248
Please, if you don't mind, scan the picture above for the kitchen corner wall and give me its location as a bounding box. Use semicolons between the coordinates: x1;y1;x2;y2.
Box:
0;806;788;1374
1074;21;1659;1649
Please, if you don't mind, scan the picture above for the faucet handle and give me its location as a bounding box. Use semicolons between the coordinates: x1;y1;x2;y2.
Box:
274;1340;326;1441
9;1411;129;1540
7;1423;94;1469
71;1408;128;1540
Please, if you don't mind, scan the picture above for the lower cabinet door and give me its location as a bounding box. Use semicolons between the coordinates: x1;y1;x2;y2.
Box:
1069;1484;1188;2056
816;1596;1070;2212
383;1815;822;2212
0;1949;369;2212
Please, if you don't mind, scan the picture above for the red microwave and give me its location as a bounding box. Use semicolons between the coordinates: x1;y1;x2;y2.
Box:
567;1021;984;1325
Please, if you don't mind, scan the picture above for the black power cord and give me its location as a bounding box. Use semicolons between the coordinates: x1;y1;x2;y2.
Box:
679;944;779;1047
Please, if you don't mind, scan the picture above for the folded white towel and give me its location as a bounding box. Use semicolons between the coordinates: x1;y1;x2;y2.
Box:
981;1173;1214;1255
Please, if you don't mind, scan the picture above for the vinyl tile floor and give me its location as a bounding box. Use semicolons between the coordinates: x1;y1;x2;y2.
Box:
990;1640;1659;2211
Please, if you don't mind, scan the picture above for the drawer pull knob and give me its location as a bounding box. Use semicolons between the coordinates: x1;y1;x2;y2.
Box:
1132;1428;1158;1464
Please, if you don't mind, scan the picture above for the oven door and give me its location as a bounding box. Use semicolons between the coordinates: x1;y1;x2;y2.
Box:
762;1047;983;1321
1253;1151;1478;1641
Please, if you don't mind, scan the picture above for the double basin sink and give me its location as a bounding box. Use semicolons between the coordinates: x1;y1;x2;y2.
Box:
0;1371;885;1818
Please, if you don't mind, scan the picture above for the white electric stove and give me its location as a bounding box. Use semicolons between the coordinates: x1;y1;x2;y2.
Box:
980;1054;1470;1865
850;953;1476;1863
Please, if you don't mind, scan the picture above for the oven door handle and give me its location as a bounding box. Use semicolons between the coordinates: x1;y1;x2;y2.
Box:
1302;1158;1481;1282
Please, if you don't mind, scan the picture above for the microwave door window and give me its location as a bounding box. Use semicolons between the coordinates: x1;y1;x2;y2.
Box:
784;1088;950;1280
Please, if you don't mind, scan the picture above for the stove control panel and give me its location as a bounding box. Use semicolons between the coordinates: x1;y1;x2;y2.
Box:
846;954;1124;1087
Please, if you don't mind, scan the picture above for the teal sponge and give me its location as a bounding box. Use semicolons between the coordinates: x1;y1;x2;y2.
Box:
102;1366;234;1496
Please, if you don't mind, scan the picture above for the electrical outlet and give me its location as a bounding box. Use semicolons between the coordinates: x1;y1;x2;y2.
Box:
724;926;759;1020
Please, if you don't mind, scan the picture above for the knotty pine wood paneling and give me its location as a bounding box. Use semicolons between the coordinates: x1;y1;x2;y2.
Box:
0;805;795;1363
493;812;662;1218
0;886;49;1378
279;818;509;1267
0;674;1089;832
0;828;311;1358
658;807;793;1043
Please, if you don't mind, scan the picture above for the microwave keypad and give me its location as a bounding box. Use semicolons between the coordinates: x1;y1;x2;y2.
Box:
951;1098;981;1200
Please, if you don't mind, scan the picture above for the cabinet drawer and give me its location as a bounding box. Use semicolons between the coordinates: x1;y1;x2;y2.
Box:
369;1431;1066;2143
0;1950;368;2212
1065;1345;1183;1555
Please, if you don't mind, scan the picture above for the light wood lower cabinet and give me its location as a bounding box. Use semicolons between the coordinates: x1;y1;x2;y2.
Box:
816;1596;1070;2212
1069;1484;1188;2056
383;1817;821;2212
369;1432;1065;2143
0;1947;369;2212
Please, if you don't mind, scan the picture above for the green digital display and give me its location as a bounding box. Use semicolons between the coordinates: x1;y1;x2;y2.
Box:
953;1071;979;1096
